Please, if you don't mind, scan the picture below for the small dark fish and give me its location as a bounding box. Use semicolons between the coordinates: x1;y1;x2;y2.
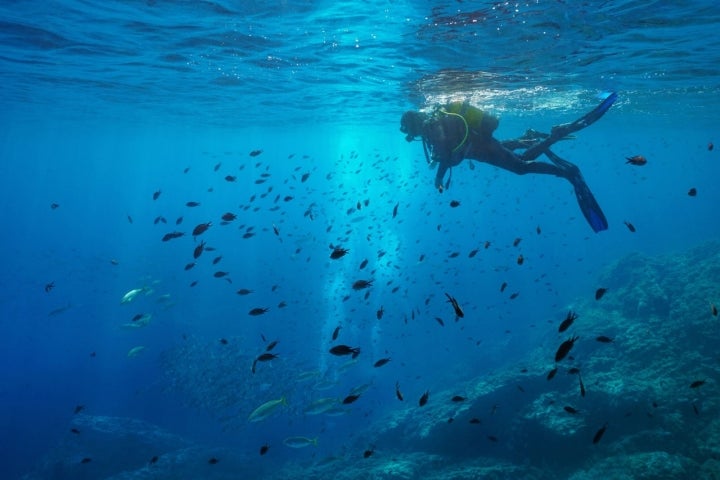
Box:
363;449;374;458
330;345;361;358
595;288;608;300
546;367;558;381
236;288;253;295
373;358;391;368
513;237;522;247
517;254;524;265
225;175;236;182
352;279;373;290
176;216;183;225
221;212;236;221
418;390;429;407
213;271;229;278
71;428;80;434
332;325;341;341
500;282;507;292
184;262;195;271
44;282;54;293
265;340;278;351
469;418;481;424
712;303;718;316
162;231;185;242
127;215;133;224
487;435;498;443
690;380;706;389
152;190;161;200
80;457;92;464
219;338;228;345
596;335;614;343
193;240;205;260
709;142;714;151
536;225;542;234
259;444;269;455
301;172;310;182
626;155;647;166
212;256;222;265
445;293;464;318
342;394;361;404
568;367;581;375
468;248;479;258
564;406;579;414
395;381;404;401
623;221;636;232
451;395;466;402
256;353;278;362
208;457;219;464
74;405;85;414
186;201;201;207
330;246;349;259
249;149;263;157
434;317;445;327
592;423;608;444
555;336;579;362
579;374;586;397
192;222;212;236
688;187;697;197
149;455;159;464
50;202;60;209
376;306;384;319
693;403;700;415
484;241;491;249
214;162;221;171
558;311;578;333
249;307;269;316
359;258;368;269
392;202;399;218
449;200;461;208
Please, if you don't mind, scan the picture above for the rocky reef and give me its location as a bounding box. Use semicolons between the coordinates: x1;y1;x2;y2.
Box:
283;241;720;479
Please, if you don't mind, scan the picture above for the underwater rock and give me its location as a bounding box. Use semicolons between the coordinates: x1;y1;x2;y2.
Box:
20;415;194;480
567;451;697;480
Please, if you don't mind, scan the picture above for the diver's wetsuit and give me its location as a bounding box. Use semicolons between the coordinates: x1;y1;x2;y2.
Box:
416;93;616;232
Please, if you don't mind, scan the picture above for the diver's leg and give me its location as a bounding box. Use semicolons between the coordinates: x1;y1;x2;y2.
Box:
544;149;608;232
501;129;550;150
477;139;567;177
520;92;618;161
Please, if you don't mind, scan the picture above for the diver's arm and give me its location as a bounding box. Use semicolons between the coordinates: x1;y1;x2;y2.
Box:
427;116;464;191
434;162;450;191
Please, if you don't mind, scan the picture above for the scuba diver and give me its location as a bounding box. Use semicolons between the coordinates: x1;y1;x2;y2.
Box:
400;92;617;232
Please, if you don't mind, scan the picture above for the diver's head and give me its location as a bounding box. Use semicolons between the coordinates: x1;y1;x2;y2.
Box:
400;111;426;141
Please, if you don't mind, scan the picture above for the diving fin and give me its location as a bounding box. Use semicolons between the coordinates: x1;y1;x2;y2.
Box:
545;149;608;233
522;92;618;161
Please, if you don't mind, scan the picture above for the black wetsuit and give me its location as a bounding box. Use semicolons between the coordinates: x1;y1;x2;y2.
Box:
422;112;569;191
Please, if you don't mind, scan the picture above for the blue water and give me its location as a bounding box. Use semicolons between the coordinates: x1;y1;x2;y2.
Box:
1;1;719;479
